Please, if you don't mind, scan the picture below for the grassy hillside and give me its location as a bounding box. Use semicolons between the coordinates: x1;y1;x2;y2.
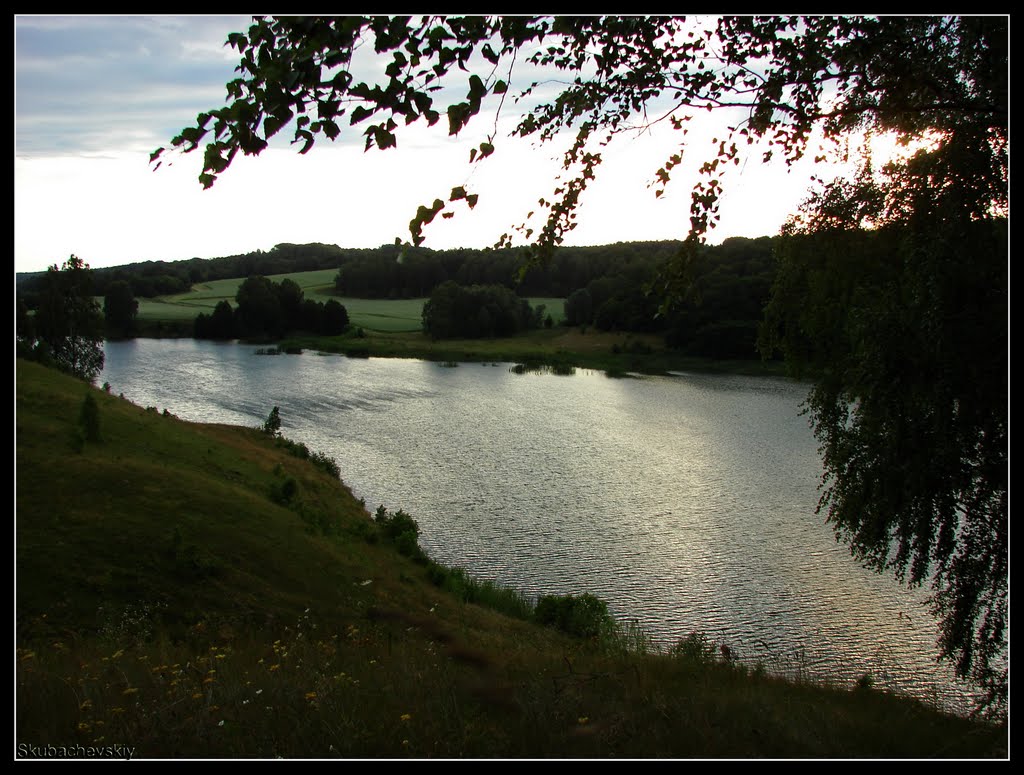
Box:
15;360;1006;758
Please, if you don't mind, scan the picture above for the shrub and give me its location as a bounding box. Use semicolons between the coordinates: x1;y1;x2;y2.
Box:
78;393;101;443
670;631;719;664
309;449;341;479
270;475;299;505
534;592;613;638
373;505;425;560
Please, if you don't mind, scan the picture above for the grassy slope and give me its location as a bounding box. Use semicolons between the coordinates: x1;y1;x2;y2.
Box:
15;360;1005;758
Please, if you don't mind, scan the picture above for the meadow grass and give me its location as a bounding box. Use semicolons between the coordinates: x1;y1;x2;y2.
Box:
16;360;1005;758
136;268;564;333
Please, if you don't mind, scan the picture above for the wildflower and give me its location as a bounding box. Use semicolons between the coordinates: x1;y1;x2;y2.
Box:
110;708;125;715
111;649;124;660
215;654;226;660
402;739;409;746
305;691;317;700
400;714;412;722
203;677;216;685
218;720;225;727
122;687;139;696
578;717;589;725
269;664;281;672
77;722;91;732
242;699;250;705
192;693;204;699
255;689;264;696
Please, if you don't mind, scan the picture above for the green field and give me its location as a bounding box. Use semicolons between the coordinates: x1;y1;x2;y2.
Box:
136;268;565;334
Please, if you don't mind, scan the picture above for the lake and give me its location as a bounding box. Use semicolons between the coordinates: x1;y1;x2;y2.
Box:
100;338;977;714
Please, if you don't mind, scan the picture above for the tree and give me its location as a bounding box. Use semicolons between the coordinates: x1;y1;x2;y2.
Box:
564;288;593;327
103;280;139;338
156;15;1008;714
321;298;349;335
761;170;1008;715
263;406;282;436
234;275;284;338
32;255;106;382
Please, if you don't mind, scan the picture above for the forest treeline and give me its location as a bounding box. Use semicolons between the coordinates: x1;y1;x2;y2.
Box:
17;237;779;359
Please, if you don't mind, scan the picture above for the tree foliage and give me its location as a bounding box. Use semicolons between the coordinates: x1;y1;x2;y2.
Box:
158;15;1008;714
421;281;538;339
193;274;350;340
103;280;139;338
762;182;1008;717
30;255;106;382
263;406;282;436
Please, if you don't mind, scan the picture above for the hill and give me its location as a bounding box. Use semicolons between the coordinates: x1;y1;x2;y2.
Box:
15;360;1007;758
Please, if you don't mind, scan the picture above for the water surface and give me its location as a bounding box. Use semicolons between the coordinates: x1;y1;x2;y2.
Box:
101;338;975;714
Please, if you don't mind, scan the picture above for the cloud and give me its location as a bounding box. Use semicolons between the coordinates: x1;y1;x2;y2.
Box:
16;15;250;156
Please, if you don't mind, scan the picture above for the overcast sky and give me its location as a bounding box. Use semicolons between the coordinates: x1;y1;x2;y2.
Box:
15;15;850;275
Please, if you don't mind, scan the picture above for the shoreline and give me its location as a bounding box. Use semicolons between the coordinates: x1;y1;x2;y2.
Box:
122;326;792;379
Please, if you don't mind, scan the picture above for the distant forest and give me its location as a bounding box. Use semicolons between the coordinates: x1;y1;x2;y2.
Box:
16;237;779;359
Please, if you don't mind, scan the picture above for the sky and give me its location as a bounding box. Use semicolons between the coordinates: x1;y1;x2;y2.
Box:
15;15;853;275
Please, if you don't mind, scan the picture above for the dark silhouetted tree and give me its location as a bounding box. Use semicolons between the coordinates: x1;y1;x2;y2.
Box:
103;280;139;338
33;255;105;382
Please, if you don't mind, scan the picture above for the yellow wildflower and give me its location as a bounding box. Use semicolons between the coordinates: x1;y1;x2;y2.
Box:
400;713;412;722
122;687;139;696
